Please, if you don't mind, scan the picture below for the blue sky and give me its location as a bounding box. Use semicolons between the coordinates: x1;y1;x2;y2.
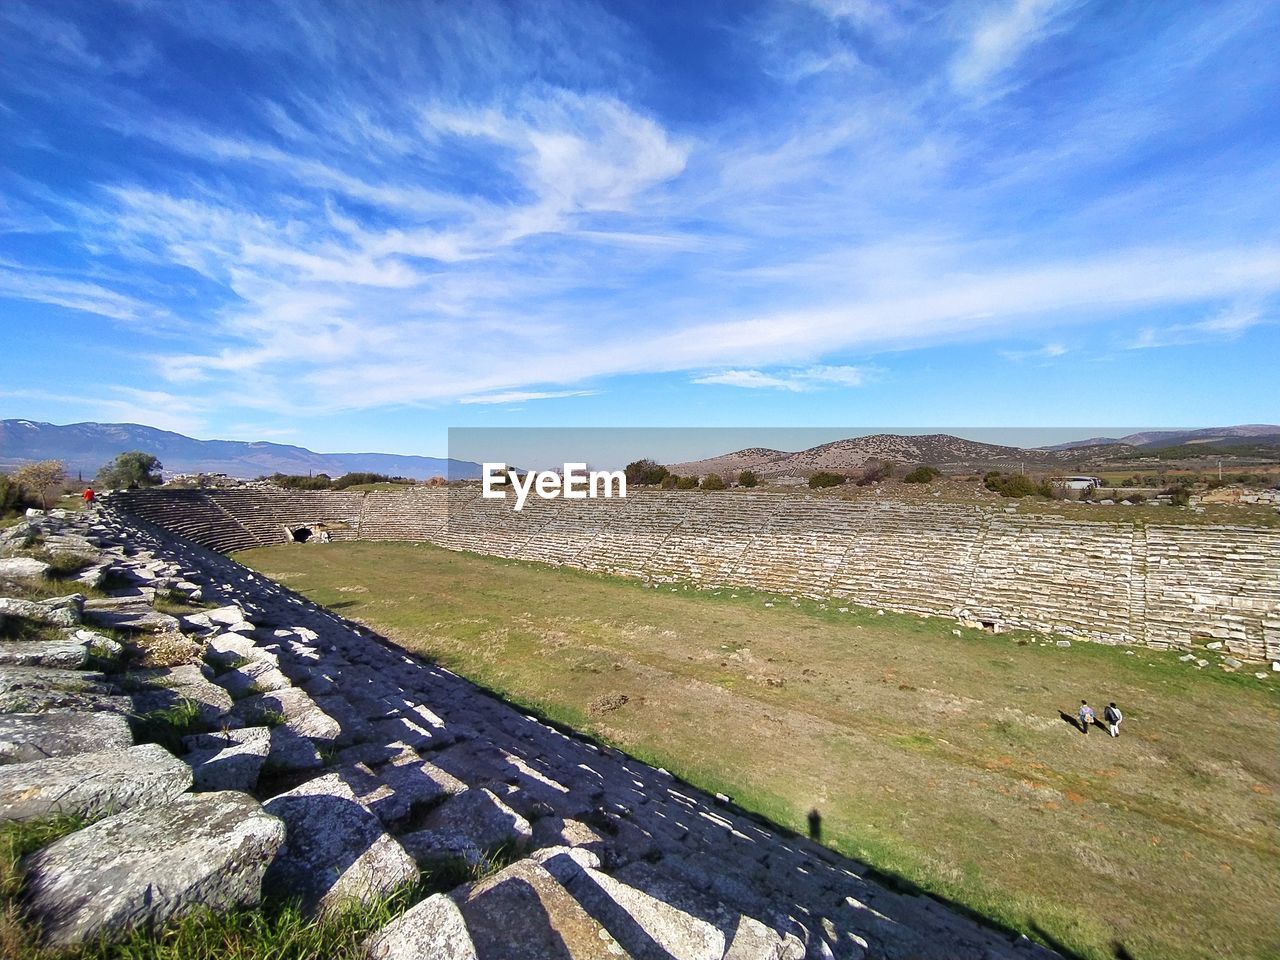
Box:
1;0;1278;456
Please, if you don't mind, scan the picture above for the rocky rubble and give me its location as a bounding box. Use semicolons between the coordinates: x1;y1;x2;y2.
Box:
0;507;1059;958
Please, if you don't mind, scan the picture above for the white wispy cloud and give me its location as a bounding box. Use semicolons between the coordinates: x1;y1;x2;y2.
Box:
458;390;600;405
951;0;1079;94
693;365;877;391
1000;342;1068;362
1128;303;1267;350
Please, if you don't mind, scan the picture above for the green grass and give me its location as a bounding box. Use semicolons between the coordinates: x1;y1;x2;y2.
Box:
239;540;1280;960
0;812;487;960
128;699;208;753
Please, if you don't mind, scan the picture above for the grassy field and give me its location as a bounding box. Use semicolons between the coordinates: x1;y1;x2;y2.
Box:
239;541;1280;960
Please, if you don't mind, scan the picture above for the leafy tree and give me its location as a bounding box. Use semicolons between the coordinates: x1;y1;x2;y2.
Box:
659;474;678;489
14;460;66;509
0;473;34;515
738;470;758;488
624;459;670;486
700;473;726;490
1164;484;1193;507
808;471;845;489
674;475;699;490
903;466;941;484
98;451;163;489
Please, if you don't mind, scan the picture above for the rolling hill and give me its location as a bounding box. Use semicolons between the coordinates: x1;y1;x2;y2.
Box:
0;420;483;480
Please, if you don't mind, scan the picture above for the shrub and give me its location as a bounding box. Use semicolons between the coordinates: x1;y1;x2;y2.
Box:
332;472;400;489
737;470;758;488
700;474;726;491
659;474;678;490
903;466;941;484
856;460;894;486
983;471;1045;498
1164;484;1193;507
265;473;334;490
674;476;698;490
0;474;33;517
624;459;670;486
808;472;845;489
97;452;162;489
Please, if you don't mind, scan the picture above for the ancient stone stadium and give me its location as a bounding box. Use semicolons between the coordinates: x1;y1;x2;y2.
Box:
113;487;1280;660
2;490;1278;959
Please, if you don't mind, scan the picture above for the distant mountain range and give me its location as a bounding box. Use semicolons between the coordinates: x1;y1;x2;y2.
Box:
0;420;483;480
666;426;1280;478
1039;425;1280;451
4;419;1277;484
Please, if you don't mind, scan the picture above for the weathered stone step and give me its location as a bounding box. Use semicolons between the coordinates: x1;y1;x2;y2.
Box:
366;856;624;960
263;773;418;914
0;711;133;764
183;727;271;791
22;790;285;946
82;596;180;633
0;743;192;821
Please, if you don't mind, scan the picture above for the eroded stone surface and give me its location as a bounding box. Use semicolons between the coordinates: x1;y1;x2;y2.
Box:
0;744;192;821
183;726;271;791
0;557;52;582
0;711;133;764
422;787;533;853
263;775;418;913
0;595;83;628
0;637;88;669
23;791;285;946
364;893;476;960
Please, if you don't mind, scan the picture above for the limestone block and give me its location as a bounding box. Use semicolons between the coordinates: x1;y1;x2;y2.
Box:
183;727;271;791
365;893;476;960
0;557;52;582
82;596;179;633
0;711;133;764
0;595;83;628
421;787;532;854
0;744;192;821
22;790;284;946
263;775;418;914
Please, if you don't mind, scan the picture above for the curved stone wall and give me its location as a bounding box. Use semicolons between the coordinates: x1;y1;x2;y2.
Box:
112;488;1280;661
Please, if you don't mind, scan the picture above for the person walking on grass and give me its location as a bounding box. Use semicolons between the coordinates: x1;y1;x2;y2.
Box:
1078;699;1095;734
1104;702;1123;738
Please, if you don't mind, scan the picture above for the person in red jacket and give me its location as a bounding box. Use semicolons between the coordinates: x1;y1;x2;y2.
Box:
82;487;95;507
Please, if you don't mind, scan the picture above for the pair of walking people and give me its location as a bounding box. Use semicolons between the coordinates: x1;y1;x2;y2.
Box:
1078;700;1122;737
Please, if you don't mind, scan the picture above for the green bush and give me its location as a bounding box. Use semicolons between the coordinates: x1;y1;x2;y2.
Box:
674;476;698;490
738;470;758;488
903;466;941;484
983;471;1047;498
265;473;334;490
332;472;408;489
0;474;34;517
700;474;726;491
808;472;845;489
1164;484;1193;507
659;474;678;490
624;459;670;486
